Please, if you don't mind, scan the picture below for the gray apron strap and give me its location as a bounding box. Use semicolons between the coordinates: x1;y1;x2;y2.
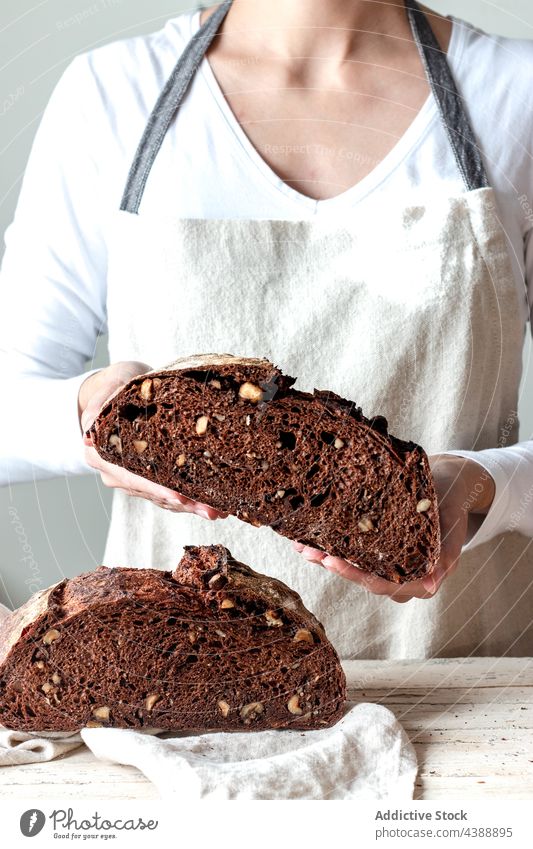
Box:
121;0;488;213
120;0;232;213
405;0;489;191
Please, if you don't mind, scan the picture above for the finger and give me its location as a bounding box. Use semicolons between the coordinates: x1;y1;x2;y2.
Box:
99;472;121;488
195;501;228;519
154;494;222;520
299;545;327;565
422;551;460;593
81;385;122;433
424;507;464;591
322;558;412;601
421;569;444;594
151;499;186;511
322;556;437;602
86;444;226;519
178;501;218;520
84;445;108;472
85;446;187;502
81;362;153;433
105;468;184;504
321;556;375;587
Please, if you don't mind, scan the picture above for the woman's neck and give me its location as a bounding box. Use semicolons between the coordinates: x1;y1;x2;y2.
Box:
218;0;410;60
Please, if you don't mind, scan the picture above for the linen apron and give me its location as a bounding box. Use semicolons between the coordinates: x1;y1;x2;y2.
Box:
103;0;532;658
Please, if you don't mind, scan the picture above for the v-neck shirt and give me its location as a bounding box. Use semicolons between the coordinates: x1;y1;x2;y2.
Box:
193;7;465;213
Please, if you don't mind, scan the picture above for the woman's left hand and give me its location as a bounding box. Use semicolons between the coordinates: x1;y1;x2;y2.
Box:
293;454;495;603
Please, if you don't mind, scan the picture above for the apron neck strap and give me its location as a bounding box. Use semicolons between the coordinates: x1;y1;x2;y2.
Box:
121;0;488;214
405;0;488;192
120;0;233;213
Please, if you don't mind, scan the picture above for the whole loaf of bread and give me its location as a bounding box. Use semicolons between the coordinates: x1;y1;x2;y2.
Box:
88;354;441;584
0;545;346;732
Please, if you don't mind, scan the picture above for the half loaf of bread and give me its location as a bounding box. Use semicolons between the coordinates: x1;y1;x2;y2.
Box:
0;545;346;732
88;354;440;583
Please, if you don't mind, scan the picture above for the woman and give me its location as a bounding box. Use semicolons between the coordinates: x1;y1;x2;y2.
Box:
1;0;532;657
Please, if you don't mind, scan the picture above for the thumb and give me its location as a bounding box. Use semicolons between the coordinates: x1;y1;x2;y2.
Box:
80;361;153;433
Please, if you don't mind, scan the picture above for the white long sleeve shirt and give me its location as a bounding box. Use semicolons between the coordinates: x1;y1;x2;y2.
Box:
1;8;533;552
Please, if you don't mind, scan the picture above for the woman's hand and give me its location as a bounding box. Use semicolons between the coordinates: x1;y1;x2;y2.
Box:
293;454;495;603
79;361;226;520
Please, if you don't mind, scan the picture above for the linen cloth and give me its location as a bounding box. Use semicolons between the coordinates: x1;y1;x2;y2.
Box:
0;599;417;799
0;712;417;800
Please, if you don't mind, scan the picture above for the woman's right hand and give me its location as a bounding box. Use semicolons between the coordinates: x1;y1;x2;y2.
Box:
79;361;226;520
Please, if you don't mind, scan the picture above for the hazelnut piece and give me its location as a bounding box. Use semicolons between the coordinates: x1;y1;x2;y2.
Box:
264;610;283;627
240;702;264;722
287;695;303;715
140;379;153;401
42;629;60;645
195;415;209;436
294;628;314;644
108;434;122;454
416;499;432;513
92;706;110;721
218;700;230;718
238;382;264;403
145;694;161;712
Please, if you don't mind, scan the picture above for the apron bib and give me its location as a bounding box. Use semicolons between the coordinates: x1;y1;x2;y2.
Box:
103;0;532;658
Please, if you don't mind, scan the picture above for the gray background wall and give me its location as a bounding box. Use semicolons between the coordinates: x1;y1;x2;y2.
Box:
1;0;532;608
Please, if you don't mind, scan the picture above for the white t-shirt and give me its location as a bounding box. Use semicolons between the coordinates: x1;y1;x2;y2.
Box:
1;9;532;551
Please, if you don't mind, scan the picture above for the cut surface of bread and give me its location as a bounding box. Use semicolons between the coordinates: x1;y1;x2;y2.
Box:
0;545;346;732
89;354;440;583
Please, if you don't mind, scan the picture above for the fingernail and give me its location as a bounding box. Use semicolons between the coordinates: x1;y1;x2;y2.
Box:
424;574;439;594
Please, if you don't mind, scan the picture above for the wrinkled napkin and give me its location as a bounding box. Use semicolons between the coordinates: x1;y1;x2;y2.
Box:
0;603;417;798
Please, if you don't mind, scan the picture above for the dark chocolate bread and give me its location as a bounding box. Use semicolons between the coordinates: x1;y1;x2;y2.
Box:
88;354;441;583
0;545;346;733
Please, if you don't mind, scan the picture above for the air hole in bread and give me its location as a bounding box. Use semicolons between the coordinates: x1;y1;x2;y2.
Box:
279;431;296;450
120;403;157;421
306;463;320;480
310;487;331;508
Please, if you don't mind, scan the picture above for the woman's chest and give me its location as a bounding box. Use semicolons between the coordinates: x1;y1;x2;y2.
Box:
203;64;432;201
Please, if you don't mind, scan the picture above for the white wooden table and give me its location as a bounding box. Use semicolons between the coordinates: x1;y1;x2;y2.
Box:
1;657;531;799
